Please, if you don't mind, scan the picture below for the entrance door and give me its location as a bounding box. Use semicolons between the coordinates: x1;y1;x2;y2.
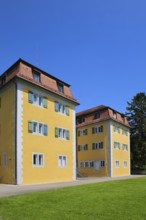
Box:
94;160;100;171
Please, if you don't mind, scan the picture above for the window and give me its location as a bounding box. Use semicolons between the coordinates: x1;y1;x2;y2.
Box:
33;153;44;167
78;144;88;151
123;144;128;151
94;111;100;119
124;161;128;168
114;142;120;149
3;153;7;167
100;160;105;167
92;142;104;150
28;121;48;136
92;126;103;134
57;82;64;93
114;125;120;133
33;71;40;82
28;91;48;108
58;156;67;167
77;117;85;124
113;111;117;119
115;160;120;168
122;128;128;136
80;161;104;169
55;101;69;116
55;127;70;140
78;129;88;136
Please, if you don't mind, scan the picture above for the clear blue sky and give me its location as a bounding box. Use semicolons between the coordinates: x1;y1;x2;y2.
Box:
0;0;146;113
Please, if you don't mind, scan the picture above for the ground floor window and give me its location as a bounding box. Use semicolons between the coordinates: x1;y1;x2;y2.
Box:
58;155;67;167
80;160;105;169
124;161;128;168
32;153;44;167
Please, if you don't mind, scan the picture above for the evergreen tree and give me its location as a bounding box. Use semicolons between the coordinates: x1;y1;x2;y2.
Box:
126;92;146;169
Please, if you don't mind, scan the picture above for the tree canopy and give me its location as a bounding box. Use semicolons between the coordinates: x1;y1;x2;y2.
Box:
126;92;146;169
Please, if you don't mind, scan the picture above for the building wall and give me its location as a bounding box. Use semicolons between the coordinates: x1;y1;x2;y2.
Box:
111;122;130;177
0;83;15;184
17;81;76;185
77;121;130;177
77;121;109;177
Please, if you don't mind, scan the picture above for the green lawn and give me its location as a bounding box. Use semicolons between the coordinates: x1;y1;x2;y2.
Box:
0;177;146;220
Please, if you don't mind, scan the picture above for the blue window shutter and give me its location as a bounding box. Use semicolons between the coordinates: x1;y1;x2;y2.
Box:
28;121;33;133
28;91;34;103
43;124;48;136
55;127;59;137
43;97;48;108
66;106;70;116
55;101;59;112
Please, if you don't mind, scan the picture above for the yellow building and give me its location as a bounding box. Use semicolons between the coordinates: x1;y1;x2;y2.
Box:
0;59;79;185
76;105;130;177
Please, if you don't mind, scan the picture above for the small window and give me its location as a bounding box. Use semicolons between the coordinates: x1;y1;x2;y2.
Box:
115;160;120;168
124;161;128;168
57;82;64;93
33;153;44;167
77;117;85;124
94;112;100;119
58;155;67;167
33;71;40;82
123;144;128;151
113;111;117;119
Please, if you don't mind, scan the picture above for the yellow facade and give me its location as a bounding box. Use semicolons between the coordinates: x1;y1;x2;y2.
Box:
77;120;130;177
0;59;78;185
21;84;75;184
0;83;15;184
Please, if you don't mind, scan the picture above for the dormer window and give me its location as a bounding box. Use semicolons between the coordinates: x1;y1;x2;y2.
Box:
113;111;117;119
77;117;85;124
57;82;64;93
94;111;100;119
33;71;40;83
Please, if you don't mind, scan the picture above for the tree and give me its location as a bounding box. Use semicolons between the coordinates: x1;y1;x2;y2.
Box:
126;92;146;169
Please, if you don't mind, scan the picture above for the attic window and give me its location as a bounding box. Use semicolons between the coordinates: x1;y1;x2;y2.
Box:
57;82;64;93
94;111;100;119
113;111;117;119
77;117;85;124
33;71;40;83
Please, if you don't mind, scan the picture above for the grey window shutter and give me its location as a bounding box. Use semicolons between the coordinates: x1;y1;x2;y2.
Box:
55;101;59;112
28;121;33;133
43;124;48;136
43;97;48;108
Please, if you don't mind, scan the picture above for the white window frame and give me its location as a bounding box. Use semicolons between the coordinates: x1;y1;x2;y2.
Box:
32;121;46;136
114;125;120;133
92;142;103;150
92;126;103;134
32;153;44;167
58;155;67;168
78;144;88;151
114;141;120;150
115;160;120;168
58;128;68;140
78;129;87;136
123;144;128;151
33;93;43;107
124;161;128;168
122;129;128;136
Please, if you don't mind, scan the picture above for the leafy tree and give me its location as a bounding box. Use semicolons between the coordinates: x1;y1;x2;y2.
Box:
126;92;146;169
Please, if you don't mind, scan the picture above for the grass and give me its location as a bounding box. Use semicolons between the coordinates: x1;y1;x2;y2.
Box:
0;177;146;220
